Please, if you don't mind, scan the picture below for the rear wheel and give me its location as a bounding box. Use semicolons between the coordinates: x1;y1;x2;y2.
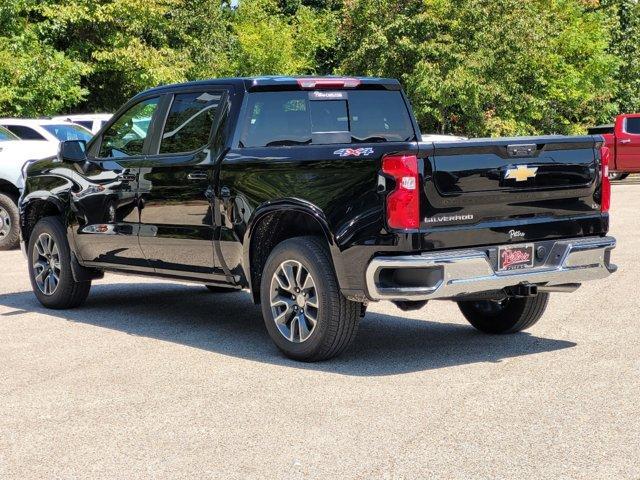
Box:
27;216;91;309
457;293;549;334
0;193;20;250
260;236;360;362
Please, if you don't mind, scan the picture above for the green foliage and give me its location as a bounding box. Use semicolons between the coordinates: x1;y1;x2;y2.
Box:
230;0;336;75
602;0;640;113
337;0;619;136
0;0;635;136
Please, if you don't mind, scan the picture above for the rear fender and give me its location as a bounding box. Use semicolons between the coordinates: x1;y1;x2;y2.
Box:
243;198;347;298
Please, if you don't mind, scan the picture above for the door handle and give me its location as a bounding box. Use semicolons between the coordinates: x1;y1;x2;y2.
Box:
620;139;632;144
187;171;208;181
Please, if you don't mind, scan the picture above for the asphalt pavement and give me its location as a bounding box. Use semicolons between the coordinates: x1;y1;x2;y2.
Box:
0;183;638;479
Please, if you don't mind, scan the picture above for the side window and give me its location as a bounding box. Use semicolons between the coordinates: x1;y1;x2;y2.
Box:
625;117;640;135
99;97;160;158
5;125;46;141
159;91;222;154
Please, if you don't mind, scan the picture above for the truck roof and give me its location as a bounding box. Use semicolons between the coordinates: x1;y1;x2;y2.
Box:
136;76;402;99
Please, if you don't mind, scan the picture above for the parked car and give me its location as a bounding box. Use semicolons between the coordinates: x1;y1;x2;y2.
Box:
588;114;640;180
20;76;616;361
51;114;112;135
0;119;92;148
0;126;58;249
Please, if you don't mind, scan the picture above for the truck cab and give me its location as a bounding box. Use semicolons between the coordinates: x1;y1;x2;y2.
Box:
589;113;640;180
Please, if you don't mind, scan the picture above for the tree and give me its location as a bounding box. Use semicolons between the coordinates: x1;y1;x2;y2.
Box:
0;1;87;116
600;0;640;113
337;0;619;136
229;0;337;76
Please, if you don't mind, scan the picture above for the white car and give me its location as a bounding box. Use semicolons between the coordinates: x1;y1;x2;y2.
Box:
0;118;93;148
51;113;112;134
0;126;59;250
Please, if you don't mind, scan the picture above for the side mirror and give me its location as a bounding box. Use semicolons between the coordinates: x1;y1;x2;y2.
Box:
58;140;87;163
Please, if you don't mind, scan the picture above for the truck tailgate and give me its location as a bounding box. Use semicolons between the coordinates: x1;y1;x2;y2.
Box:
418;135;607;248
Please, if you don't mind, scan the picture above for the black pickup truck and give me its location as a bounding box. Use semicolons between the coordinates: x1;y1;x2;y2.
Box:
20;76;616;361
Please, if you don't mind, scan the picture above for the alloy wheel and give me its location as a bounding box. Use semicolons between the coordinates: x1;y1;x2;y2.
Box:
32;233;61;296
0;206;10;239
269;260;319;343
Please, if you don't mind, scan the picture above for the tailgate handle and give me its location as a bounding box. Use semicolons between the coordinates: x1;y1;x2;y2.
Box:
507;144;537;158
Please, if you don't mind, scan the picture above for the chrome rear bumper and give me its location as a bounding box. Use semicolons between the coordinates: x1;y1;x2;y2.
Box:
365;236;616;301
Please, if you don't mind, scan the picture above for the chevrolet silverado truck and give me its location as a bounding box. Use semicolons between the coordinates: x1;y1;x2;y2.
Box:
20;77;616;361
589;113;640;180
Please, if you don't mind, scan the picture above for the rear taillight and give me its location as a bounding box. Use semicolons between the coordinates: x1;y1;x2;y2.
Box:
382;154;420;229
600;146;611;213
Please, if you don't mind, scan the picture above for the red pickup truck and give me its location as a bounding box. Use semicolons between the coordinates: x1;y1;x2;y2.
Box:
589;114;640;180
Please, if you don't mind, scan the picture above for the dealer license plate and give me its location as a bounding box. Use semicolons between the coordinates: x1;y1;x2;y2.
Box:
498;244;535;271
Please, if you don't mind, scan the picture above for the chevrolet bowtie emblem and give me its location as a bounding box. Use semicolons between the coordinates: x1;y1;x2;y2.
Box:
505;165;538;182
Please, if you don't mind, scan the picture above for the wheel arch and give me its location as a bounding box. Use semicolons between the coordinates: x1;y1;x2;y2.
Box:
20;193;66;247
0;179;20;200
243;199;345;304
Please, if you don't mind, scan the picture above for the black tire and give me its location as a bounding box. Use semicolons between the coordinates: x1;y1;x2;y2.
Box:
457;293;549;334
0;192;20;250
205;285;237;293
27;216;91;309
260;236;360;362
608;172;629;181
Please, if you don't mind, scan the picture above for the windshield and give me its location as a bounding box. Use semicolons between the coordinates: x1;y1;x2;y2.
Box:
0;126;19;141
42;124;92;142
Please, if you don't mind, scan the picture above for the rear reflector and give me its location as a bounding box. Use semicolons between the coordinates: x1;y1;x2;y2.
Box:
382;154;420;229
600;146;611;213
297;78;361;89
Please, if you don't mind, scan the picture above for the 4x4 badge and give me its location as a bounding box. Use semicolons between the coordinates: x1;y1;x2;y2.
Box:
333;148;374;157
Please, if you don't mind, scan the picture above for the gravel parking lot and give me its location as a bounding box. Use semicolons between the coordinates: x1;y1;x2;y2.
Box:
1;183;638;480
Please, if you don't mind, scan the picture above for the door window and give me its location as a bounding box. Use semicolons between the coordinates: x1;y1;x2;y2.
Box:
0;126;18;141
4;125;46;141
625;117;640;135
99;97;160;158
159;91;222;154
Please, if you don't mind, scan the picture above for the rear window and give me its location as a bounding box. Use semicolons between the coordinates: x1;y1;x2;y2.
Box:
75;121;94;130
240;90;415;148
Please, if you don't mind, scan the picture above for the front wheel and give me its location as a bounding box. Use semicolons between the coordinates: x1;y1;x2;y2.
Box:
27;216;91;309
260;236;360;362
457;293;549;334
0;193;20;250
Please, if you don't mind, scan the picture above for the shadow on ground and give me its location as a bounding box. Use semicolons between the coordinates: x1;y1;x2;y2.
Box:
0;282;576;376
